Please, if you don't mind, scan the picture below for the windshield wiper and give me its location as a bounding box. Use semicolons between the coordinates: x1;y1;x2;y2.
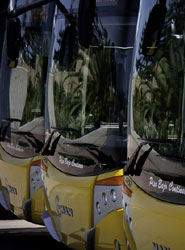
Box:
0;118;21;142
124;138;178;176
7;0;54;17
55;0;74;24
51;126;79;133
138;137;177;144
63;142;98;149
124;142;149;175
64;142;117;169
6;0;74;25
12;131;44;153
42;127;79;155
158;154;185;163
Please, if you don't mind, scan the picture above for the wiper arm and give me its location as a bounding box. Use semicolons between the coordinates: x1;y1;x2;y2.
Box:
6;0;74;25
8;0;54;17
12;131;44;153
124;138;177;176
42;127;79;155
124;142;152;176
55;0;74;24
42;132;61;156
0;118;21;142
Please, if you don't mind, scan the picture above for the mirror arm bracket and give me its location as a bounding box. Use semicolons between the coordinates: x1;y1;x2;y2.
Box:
55;0;74;24
8;0;54;18
0;0;74;25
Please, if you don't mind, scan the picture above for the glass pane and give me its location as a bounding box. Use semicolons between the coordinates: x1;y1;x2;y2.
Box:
47;0;139;175
132;0;185;159
0;2;55;158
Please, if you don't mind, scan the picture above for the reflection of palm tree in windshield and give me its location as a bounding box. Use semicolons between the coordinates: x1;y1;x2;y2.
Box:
54;17;115;137
133;0;184;141
20;8;49;124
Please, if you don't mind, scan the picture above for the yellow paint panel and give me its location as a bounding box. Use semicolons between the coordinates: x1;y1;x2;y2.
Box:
131;185;185;250
0;159;30;208
95;209;127;250
31;187;45;225
0;147;44;219
96;169;123;182
45;164;97;248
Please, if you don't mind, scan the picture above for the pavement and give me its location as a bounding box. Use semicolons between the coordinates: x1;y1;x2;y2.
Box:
0;220;70;250
0;219;47;235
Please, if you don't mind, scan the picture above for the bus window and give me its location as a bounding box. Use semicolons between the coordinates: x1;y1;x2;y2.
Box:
46;0;139;175
0;1;55;158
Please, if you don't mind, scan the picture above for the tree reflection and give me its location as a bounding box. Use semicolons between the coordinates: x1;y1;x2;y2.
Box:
53;14;116;138
133;0;185;145
19;6;50;124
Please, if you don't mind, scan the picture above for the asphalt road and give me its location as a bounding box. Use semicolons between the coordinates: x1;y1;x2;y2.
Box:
0;220;70;250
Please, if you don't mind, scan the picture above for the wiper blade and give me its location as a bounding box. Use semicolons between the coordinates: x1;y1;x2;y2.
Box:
158;154;185;163
12;131;43;153
138;137;177;144
2;118;21;123
51;126;79;133
64;142;117;169
0;118;21;142
63;142;98;149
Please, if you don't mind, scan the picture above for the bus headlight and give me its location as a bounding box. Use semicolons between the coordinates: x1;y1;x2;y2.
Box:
96;202;101;214
110;189;117;202
102;192;108;205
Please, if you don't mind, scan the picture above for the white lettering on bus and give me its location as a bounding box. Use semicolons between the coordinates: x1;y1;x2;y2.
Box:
59;155;83;169
149;177;185;195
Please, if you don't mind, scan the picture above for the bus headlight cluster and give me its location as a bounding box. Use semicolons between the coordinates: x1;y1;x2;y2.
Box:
95;189;117;215
94;184;122;225
102;192;108;205
30;165;43;197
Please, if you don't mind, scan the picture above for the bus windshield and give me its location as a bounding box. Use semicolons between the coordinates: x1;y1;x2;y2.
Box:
132;0;185;160
46;0;139;175
0;1;55;158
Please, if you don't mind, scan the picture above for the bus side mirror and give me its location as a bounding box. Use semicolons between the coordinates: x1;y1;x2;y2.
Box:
142;1;166;56
7;18;21;68
78;0;96;48
59;25;76;70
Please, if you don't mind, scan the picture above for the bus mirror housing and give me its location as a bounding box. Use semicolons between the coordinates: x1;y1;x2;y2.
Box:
7;18;21;68
142;0;166;56
58;25;75;70
78;0;96;48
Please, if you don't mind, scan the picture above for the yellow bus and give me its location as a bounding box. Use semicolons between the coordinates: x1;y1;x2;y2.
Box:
0;0;55;223
0;0;140;249
123;0;185;249
41;0;139;249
